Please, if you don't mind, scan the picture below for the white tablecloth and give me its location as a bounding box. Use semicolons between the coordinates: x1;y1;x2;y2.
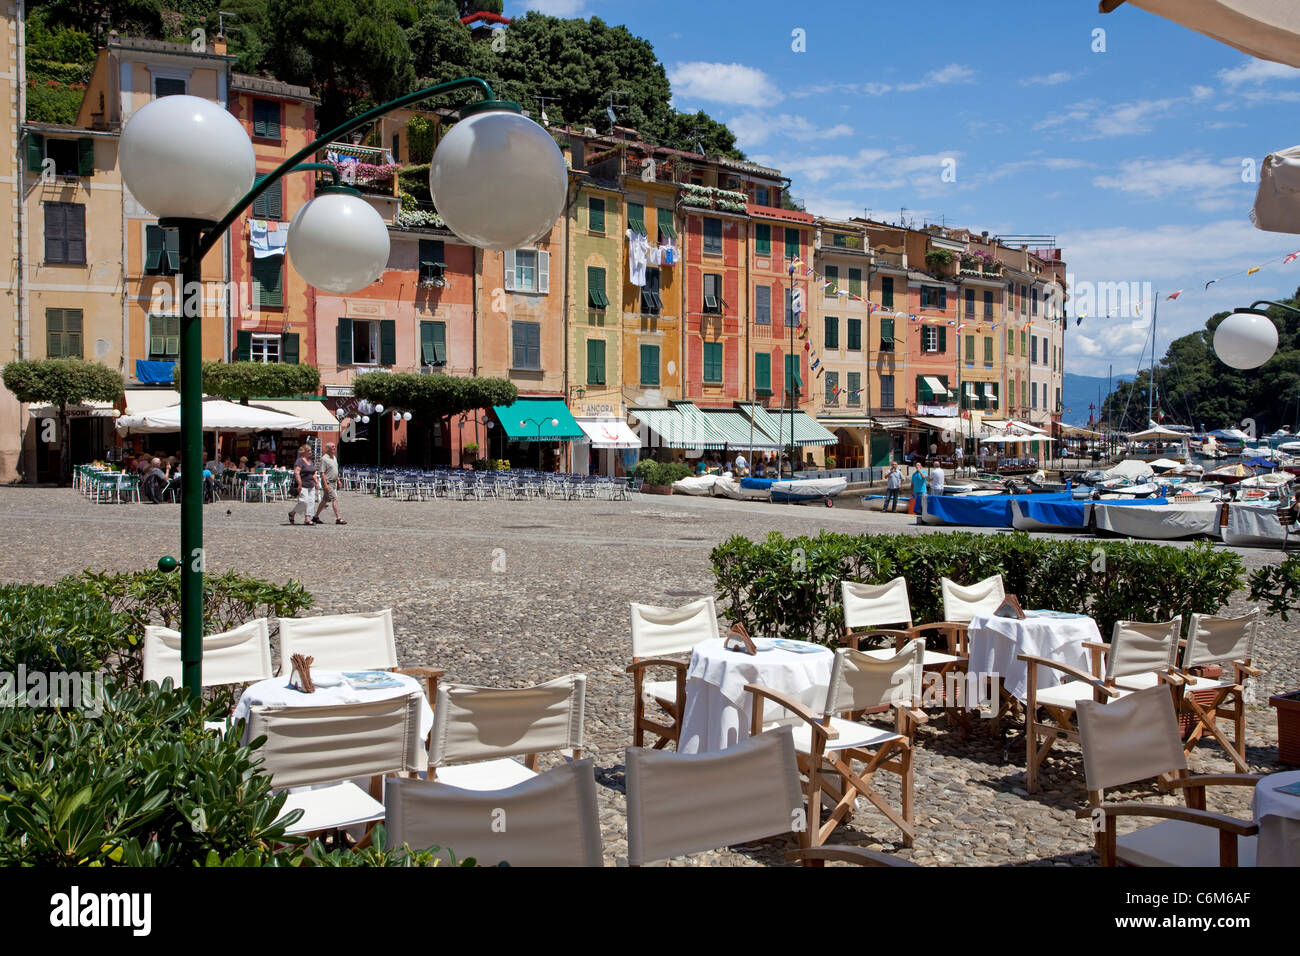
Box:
966;612;1099;705
678;637;833;754
1253;770;1300;867
233;670;435;744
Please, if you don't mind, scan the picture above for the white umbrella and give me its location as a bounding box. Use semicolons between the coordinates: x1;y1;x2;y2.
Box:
1100;0;1300;67
1252;144;1300;233
116;399;312;434
1127;425;1186;440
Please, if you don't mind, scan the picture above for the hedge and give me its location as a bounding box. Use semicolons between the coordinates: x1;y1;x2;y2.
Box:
711;531;1245;645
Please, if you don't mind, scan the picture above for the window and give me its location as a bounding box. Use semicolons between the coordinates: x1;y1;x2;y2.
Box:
586;337;606;386
922;325;946;353
1032;382;1038;409
148;314;180;360
881;276;894;309
702;217;722;255
964;287;975;317
1031;335;1039;364
824;265;839;297
784;287;794;324
825;370;839;404
504;249;550;294
755;223;771;256
627;202;646;236
392;132;400;162
880;374;895;409
847;318;861;351
985;382;999;411
640;344;660;386
965;335;975;363
1056;387;1062;412
755;285;771;324
250;332;281;364
755;185;769;206
848;267;862;298
880;317;895;351
43;138;95;177
847;372;861;406
1032;287;1039;316
46;308;82;358
252;176;282;219
824;315;839;349
336;318;395;366
754;353;772;396
657;209;676;243
784;227;799;260
702;273;722;313
252;256;283;307
1021;378;1027;408
921;285;947;310
420;320;446;366
1021;330;1027;355
589;197;606;233
703;341;723;383
154;76;186;98
1007;328;1014;354
252;100;281;140
784;354;802;398
984;336;993;366
43;202;85;265
418;239;445;282
1051;343;1056;371
145;224;180;275
511;321;541;370
641;267;662;314
587;266;608;308
1043;337;1050;365
1020;285;1028;313
984;290;993;318
832;233;848;247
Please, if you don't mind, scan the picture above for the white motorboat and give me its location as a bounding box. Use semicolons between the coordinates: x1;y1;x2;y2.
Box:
712;475;772;501
768;476;848;503
671;474;718;495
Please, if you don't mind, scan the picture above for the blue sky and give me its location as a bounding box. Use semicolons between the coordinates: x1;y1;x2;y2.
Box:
517;0;1300;378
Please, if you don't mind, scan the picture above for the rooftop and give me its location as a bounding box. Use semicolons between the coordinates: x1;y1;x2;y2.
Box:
232;73;319;104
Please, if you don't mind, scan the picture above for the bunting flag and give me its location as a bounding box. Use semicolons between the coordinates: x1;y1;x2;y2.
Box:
804;341;811;352
1167;291;1182;300
1287;252;1300;264
1247;266;1261;275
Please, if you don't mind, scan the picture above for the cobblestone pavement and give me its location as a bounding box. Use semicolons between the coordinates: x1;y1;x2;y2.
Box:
1;485;1294;866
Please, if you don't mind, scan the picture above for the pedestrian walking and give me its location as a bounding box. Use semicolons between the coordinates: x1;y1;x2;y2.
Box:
884;462;902;512
928;457;946;495
288;444;320;525
954;444;965;476
313;442;346;524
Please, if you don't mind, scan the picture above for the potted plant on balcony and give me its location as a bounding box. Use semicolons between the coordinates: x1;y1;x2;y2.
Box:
1249;554;1300;764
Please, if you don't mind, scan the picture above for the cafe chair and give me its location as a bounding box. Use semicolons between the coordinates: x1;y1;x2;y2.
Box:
385;760;603;867
143;618;273;732
747;639;927;849
1174;610;1259;773
428;674;586;791
1021;617;1183;793
1075;685;1260;867
938;574;1006;655
625;726;804;866
247;694;425;838
627;596;720;750
278;609;443;700
785;846;919;867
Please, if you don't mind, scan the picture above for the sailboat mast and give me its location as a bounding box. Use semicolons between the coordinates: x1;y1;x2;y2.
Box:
1148;292;1157;424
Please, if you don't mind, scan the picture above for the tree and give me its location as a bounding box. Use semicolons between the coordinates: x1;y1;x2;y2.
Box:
655;109;745;159
352;372;516;465
2;359;124;484
177;361;322;403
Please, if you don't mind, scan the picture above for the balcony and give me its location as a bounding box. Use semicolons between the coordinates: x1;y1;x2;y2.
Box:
583;144;683;186
321;143;399;198
682;183;749;213
873;249;905;269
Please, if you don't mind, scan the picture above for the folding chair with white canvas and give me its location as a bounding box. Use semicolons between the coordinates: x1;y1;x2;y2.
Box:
385;760;603;866
627;596;720;749
143;618;273;732
1021;617;1183;793
1174;610;1260;773
246;693;425;839
746;638;927;849
625;725;806;865
1075;685;1261;867
428;674;586;792
277;609;444;700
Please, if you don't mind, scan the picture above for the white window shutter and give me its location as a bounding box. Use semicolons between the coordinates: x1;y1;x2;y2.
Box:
504;250;516;291
538;251;550;294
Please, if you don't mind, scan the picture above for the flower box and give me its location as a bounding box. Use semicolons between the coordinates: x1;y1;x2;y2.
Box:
641;484;673;495
1270;691;1300;765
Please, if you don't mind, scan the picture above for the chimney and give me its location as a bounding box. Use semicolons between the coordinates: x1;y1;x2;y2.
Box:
213;33;228;55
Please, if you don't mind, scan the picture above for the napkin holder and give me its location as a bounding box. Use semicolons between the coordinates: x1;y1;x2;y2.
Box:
993;594;1026;620
725;622;757;655
289;653;316;693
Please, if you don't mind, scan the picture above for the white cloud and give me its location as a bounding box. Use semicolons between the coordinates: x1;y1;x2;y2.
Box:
894;63;976;92
1191;85;1214;100
668;62;783;107
1092;155;1250;211
726;112;853;148
790;64;974;99
1020;71;1074;87
1035;96;1183;138
1217;58;1300;88
986;157;1092;182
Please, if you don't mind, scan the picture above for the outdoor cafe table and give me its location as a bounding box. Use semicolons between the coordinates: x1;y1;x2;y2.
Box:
1253;770;1300;867
966;611;1099;705
678;637;833;754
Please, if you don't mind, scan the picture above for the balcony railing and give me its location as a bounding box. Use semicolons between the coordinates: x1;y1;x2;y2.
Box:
679;183;748;213
321;142;399;197
874;249;905;268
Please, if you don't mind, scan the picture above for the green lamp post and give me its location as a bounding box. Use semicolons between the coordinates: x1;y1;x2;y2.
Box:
119;79;568;697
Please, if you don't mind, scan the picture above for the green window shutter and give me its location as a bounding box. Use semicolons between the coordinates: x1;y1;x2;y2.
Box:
161;314;179;357
640;344;659;386
1007;329;1014;354
236;329;252;362
847;318;861;351
1021;330;1027;354
46;308;62;358
253;100;280;139
65;309;82;358
881;317;895;348
917;376;932;403
589;197;605;232
824;265;838;296
657;210;676;240
882;276;894;308
848;268;862;297
984;337;993;364
26;133;44;173
336;318;353;366
784;227;799;259
282;333;300;364
965;335;975;362
847;372;861;403
938;326;947;353
145;225;164;271
754;353;771;394
703;341;722;383
77;138;95;176
252;256;282;306
379;319;397;366
785;354;802;395
755;223;770;255
627;202;645;235
252;176;282;219
587;266;607;308
824;316;838;349
586;337;606;385
163;227;180;272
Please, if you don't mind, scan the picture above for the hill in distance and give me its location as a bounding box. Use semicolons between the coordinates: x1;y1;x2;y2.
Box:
1061;372;1130;427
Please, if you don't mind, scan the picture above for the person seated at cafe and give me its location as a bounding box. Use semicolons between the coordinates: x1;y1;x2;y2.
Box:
238;456;250;471
695;458;708;476
143;458;169;504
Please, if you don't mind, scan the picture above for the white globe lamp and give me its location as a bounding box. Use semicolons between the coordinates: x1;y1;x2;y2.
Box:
120;95;256;222
287;190;391;294
430;103;568;250
1214;310;1278;370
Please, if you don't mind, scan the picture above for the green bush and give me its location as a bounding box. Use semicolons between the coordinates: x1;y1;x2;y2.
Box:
0;581;136;675
632;459;692;486
1249;554;1300;621
711;532;1243;645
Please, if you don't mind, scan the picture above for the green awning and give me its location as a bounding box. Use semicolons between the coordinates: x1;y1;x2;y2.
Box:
700;409;782;450
630;402;731;449
738;403;837;446
493;397;584;442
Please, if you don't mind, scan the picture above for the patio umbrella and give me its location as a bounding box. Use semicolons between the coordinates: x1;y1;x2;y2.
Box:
1099;0;1300;67
116;398;312;434
1252;144;1300;233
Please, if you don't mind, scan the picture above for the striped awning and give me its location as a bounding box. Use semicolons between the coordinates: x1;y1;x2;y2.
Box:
700;409;783;449
630;403;729;449
738;403;837;446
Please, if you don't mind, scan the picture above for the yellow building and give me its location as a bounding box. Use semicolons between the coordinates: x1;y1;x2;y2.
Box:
0;1;23;481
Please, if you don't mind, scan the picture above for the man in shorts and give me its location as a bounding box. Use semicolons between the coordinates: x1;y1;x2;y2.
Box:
313;442;346;524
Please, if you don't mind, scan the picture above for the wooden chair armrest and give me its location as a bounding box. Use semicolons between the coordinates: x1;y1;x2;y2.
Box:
744;683;837;741
396;666;444;700
1158;671;1186;688
1018;654;1119;696
1235;663;1261;678
908;621;967;654
1081;641;1109;652
1159;773;1265;792
844;628;914;650
890;701;930;726
625;658;688;676
1076;802;1258;838
787;846;918;867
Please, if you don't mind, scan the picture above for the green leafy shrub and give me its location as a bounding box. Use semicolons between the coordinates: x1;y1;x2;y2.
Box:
0;581;136;675
711;532;1243;645
1249;554;1300;621
632;459;691;486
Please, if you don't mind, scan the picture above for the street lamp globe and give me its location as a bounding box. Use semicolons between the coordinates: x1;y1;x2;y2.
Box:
1214;310;1278;369
119;96;256;222
402;412;412;422
430;105;567;250
375;404;385;414
287;191;391;294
